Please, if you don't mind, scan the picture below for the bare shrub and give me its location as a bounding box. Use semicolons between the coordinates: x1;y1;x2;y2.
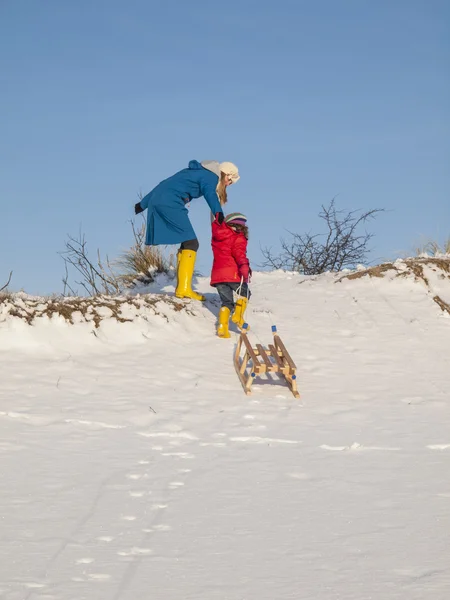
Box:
262;199;384;275
59;230;121;296
60;218;175;297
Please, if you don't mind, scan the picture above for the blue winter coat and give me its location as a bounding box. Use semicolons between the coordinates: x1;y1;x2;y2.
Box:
138;160;224;246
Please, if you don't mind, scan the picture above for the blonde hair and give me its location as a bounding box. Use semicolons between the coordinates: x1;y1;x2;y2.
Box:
216;172;228;206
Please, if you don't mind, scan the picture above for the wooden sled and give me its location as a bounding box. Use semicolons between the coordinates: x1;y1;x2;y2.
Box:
234;325;300;398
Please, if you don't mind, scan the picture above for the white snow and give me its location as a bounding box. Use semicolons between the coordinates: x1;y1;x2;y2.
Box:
1;266;450;599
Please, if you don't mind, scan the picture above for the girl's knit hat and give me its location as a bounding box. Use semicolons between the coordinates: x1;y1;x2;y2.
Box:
225;212;247;227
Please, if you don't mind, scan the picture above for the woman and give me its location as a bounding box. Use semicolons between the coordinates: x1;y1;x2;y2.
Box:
135;159;240;301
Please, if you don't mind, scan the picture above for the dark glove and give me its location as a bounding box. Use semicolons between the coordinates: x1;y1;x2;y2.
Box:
135;202;144;215
217;212;224;224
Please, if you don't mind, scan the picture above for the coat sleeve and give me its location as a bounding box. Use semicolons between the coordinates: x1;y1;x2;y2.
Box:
231;236;250;281
139;191;151;211
201;178;223;216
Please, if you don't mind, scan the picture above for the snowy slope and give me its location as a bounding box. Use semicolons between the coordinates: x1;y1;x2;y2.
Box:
1;263;450;600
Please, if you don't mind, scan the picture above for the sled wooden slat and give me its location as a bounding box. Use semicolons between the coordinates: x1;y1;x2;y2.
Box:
233;327;300;398
256;344;275;372
274;335;297;373
241;334;260;371
234;333;253;394
268;344;286;372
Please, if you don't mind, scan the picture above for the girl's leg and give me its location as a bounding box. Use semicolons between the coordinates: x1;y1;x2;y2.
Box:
229;283;250;329
215;284;233;338
215;284;235;311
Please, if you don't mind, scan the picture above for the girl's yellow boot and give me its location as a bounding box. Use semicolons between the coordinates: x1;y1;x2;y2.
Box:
217;307;231;338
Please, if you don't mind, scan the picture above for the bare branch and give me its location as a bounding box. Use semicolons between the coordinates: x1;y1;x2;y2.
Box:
62;264;78;297
59;230;121;297
0;271;13;293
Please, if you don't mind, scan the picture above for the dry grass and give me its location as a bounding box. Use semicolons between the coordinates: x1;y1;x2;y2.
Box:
338;257;450;283
414;238;450;257
341;263;396;281
433;295;450;316
115;222;175;287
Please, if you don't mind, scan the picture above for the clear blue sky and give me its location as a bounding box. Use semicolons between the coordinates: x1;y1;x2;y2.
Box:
1;0;449;295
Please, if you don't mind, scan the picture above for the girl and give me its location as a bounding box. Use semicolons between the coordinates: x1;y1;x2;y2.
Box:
210;212;252;338
135;160;240;301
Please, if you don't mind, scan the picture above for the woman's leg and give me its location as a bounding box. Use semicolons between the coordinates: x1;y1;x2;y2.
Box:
175;238;204;301
180;239;199;252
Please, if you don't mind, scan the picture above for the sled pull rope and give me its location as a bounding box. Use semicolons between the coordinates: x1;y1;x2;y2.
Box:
236;276;250;300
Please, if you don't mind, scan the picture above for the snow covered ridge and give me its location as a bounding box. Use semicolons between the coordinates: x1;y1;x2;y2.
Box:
0;257;449;332
338;256;450;315
0;292;194;328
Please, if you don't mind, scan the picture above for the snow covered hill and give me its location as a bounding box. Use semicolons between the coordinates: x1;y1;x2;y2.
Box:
1;258;449;600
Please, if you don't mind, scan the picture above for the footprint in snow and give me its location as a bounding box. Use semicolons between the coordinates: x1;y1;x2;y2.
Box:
287;472;312;480
141;524;172;533
76;558;94;564
153;524;172;531
320;443;400;452
118;547;152;556
200;442;227;447
169;481;184;489
401;396;426;405
87;573;111;581
161;451;195;458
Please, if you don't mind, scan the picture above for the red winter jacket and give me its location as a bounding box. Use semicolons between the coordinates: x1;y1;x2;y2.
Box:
210;216;251;285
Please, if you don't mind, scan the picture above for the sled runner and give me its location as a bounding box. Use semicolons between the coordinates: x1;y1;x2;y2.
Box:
234;325;300;398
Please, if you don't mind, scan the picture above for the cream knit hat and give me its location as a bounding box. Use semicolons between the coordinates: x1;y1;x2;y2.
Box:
219;162;240;183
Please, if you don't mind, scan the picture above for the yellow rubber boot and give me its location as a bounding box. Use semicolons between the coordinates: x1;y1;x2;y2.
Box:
175;250;205;301
217;307;231;338
231;297;249;330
